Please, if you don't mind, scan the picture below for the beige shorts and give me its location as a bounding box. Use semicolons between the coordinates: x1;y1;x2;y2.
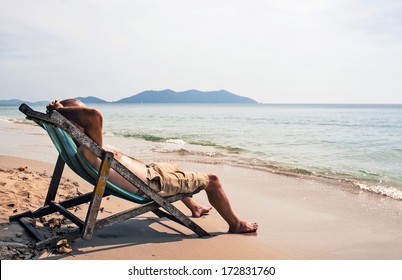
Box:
146;163;210;197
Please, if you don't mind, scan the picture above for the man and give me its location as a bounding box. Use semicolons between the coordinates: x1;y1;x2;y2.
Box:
47;99;258;233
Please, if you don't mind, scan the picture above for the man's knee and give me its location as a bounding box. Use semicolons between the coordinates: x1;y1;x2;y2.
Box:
208;174;221;188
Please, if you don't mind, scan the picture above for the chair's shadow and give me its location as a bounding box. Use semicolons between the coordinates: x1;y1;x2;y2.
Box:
42;217;223;259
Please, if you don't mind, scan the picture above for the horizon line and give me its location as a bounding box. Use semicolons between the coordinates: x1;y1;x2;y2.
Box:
1;99;402;106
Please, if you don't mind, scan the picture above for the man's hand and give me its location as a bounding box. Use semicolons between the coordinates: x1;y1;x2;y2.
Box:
46;100;64;113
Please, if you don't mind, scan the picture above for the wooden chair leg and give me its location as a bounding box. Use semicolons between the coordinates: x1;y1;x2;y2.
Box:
82;152;113;240
44;155;65;205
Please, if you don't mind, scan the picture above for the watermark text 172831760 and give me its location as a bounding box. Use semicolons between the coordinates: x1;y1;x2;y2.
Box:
222;266;275;276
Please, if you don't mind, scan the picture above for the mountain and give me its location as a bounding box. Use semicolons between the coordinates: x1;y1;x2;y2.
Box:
0;99;48;105
0;99;23;105
75;96;108;103
116;89;258;104
0;90;257;105
0;96;107;105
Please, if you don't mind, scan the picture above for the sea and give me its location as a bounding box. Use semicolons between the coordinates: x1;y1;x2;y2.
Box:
1;103;402;200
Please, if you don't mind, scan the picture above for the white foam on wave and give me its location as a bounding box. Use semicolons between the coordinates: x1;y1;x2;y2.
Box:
356;182;402;200
166;139;187;145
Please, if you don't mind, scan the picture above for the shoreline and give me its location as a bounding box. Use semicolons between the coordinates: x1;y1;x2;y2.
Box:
1;155;402;260
2;118;401;202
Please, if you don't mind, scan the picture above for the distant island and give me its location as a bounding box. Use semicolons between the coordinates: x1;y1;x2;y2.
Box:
115;89;257;104
0;99;49;105
0;89;258;105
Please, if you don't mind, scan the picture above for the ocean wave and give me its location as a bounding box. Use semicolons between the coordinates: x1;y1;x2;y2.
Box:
0;117;36;126
166;139;187;145
115;132;174;142
150;146;402;201
241;159;402;201
151;147;224;158
110;130;249;154
355;182;402;200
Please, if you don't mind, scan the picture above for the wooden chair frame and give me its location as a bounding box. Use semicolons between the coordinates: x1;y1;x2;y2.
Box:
10;104;209;249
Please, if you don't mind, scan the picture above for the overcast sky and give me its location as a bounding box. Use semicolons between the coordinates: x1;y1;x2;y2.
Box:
1;0;402;103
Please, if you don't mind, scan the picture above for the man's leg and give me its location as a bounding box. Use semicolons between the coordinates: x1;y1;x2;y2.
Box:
155;163;257;232
181;197;212;218
205;174;258;233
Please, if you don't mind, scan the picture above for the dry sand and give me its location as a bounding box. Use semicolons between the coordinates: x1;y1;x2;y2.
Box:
0;155;283;260
1;154;402;260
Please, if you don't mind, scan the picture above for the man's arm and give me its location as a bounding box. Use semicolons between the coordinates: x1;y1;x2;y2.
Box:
47;100;104;146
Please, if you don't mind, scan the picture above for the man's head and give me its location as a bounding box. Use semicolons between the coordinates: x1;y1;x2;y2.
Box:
46;98;86;113
60;99;86;108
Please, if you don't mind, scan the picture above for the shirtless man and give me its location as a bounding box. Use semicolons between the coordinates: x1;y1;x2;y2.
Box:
47;99;258;233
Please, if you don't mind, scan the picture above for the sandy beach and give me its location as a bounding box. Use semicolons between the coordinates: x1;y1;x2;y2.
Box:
1;119;402;260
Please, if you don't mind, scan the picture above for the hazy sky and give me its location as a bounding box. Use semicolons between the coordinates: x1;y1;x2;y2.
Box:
1;0;402;103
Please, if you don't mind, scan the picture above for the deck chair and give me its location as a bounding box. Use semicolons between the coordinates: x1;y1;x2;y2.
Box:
10;104;209;249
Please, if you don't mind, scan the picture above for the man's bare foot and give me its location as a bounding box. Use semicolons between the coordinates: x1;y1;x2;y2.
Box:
181;197;212;218
229;220;258;233
191;204;213;218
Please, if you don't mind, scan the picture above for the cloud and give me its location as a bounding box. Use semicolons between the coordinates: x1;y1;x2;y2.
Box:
1;0;402;103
